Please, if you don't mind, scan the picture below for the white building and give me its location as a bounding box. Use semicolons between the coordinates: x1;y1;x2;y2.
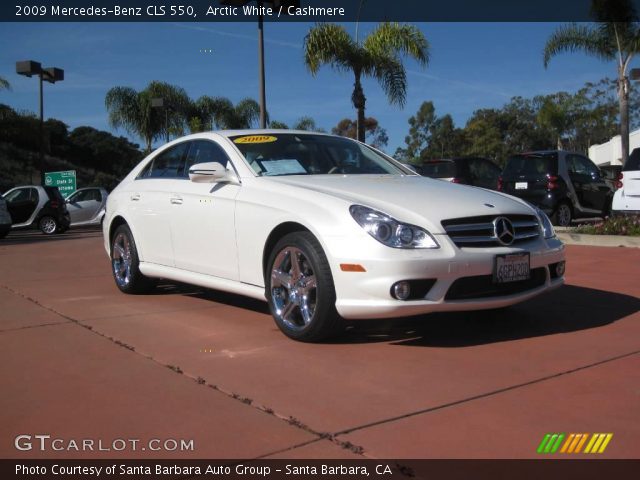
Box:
588;128;640;166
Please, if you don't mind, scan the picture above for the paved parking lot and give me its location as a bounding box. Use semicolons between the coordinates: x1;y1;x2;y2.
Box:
1;228;639;459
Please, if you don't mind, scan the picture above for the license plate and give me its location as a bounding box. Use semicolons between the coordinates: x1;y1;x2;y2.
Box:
493;253;530;284
515;182;528;190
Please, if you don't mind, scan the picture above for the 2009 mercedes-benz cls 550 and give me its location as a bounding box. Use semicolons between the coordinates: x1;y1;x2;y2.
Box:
103;131;565;342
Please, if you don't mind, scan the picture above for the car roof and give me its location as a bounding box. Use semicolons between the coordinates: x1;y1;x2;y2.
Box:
215;129;333;138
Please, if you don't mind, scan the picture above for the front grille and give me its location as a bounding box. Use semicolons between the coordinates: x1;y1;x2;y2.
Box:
445;267;547;300
441;214;540;248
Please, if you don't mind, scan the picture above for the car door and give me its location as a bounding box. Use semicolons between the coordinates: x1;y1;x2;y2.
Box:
66;189;101;224
169;139;241;280
129;142;189;267
4;187;38;225
568;154;610;212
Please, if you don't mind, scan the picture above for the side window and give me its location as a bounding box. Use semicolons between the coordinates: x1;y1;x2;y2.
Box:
68;189;91;203
5;189;29;203
139;143;189;179
569;155;598;177
183;140;230;178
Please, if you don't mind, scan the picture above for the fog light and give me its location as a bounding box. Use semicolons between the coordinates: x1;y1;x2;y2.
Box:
555;261;566;277
392;281;411;300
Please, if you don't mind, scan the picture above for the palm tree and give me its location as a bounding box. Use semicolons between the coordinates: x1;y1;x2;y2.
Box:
303;22;429;142
105;81;191;152
189;96;260;131
543;0;640;165
0;76;10;90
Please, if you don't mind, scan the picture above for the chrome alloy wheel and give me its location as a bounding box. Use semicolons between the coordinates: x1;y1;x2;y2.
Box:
112;232;133;287
270;246;317;331
39;217;57;234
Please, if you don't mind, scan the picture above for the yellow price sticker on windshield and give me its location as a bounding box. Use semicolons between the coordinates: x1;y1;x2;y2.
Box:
233;135;278;144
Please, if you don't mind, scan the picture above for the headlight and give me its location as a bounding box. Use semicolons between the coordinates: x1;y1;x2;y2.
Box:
349;205;439;249
534;206;555;239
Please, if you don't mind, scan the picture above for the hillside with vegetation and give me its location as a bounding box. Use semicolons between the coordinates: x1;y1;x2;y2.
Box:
0;104;142;193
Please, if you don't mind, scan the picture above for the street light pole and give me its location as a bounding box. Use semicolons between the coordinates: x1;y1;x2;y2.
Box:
258;0;267;128
39;72;44;184
16;60;64;186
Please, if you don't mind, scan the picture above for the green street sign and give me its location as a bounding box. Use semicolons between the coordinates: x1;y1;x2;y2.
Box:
44;170;77;197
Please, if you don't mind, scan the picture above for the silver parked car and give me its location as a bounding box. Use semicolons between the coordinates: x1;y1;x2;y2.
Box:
0;194;12;239
66;187;108;226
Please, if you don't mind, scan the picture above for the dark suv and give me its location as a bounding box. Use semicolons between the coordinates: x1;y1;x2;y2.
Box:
499;151;614;226
421;157;502;190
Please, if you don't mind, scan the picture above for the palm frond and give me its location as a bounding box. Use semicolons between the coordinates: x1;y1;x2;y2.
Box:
0;76;11;91
372;55;407;107
543;23;615;67
303;23;356;75
233;98;261;129
363;22;430;66
104;86;142;132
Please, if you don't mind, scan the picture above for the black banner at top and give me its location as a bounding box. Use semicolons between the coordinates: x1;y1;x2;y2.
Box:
4;0;640;22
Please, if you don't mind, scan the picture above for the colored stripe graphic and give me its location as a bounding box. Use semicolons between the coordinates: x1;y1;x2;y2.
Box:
538;433;613;454
537;433;565;453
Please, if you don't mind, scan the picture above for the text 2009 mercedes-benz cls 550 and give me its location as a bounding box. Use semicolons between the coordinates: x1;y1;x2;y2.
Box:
103;131;565;342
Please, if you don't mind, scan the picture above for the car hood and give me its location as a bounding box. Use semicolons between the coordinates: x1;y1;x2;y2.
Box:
267;175;536;233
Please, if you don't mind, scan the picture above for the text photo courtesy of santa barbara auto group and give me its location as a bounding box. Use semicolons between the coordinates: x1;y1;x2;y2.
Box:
0;0;639;479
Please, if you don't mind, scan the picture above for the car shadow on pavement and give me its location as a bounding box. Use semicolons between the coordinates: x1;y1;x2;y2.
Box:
160;283;270;315
1;227;102;246
338;285;640;347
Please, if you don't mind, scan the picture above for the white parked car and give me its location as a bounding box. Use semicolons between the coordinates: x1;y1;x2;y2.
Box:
103;131;565;342
612;148;640;215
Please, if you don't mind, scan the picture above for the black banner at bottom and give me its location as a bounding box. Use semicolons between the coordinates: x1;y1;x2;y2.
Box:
3;459;640;480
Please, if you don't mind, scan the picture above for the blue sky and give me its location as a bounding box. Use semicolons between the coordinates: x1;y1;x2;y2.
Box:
0;22;626;153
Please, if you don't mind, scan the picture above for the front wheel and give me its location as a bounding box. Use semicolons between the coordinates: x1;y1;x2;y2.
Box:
39;216;58;235
111;224;156;294
266;232;342;342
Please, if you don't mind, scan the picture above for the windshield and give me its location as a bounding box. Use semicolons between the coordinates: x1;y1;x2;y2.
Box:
229;133;405;176
504;153;558;177
422;161;457;178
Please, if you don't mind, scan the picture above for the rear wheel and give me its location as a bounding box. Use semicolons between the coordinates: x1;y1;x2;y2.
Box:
111;224;156;294
38;216;58;235
266;232;342;342
551;202;572;227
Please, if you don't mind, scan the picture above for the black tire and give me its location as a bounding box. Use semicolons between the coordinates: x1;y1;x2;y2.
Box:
110;224;156;294
0;230;8;239
38;216;58;235
551;202;572;227
266;231;343;342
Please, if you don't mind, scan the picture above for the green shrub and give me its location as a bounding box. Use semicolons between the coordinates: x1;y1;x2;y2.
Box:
574;215;640;236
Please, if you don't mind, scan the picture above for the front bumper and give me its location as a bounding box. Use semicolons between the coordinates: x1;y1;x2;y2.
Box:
325;233;565;320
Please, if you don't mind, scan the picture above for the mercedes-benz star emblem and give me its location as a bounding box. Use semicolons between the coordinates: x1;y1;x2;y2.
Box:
493;217;515;246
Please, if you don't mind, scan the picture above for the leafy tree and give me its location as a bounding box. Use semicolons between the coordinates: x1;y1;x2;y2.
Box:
0;76;10;91
304;22;429;141
537;95;572;149
395;101;465;161
268;120;289;129
189;96;260;131
332;117;389;148
68;126;142;175
105;81;191;152
543;0;640;165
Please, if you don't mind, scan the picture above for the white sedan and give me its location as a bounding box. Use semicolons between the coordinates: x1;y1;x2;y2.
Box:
103;131;565;342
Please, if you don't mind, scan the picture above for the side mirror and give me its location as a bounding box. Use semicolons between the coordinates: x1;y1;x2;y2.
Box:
188;162;237;184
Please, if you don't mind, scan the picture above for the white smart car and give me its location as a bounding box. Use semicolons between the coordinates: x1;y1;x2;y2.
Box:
103;131;565;342
612;148;640;215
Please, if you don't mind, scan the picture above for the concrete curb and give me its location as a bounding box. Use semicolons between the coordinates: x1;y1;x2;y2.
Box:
557;231;640;248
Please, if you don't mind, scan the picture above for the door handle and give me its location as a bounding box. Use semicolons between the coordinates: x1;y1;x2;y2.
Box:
170;196;183;205
130;194;140;201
